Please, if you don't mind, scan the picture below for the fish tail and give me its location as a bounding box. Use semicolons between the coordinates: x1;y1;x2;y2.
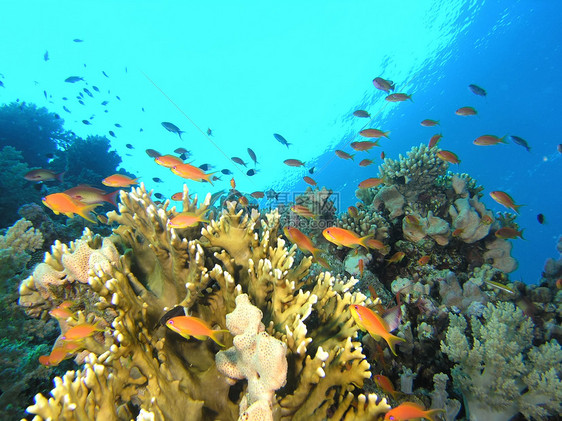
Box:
500;135;508;144
103;190;121;207
78;204;101;224
209;329;229;347
286;143;291;148
408;95;414;102
312;250;330;269
56;171;66;183
425;408;446;421
383;131;391;138
513;203;524;214
384;332;406;356
519;228;526;240
358;234;375;250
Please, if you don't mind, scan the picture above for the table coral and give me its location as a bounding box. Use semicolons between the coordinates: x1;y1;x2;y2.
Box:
441;301;562;420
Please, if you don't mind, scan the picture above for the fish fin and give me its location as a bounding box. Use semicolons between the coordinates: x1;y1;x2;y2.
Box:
312;250;330;269
384;131;391;138
520;228;526;240
103;190;121;207
384;332;407;356
209;330;229;347
425;408;446;421
56;171;66;183
65;212;74;218
358;234;375;250
78;204;101;223
500;135;508;144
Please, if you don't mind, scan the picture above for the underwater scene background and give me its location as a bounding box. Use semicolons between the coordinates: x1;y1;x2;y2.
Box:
0;1;561;420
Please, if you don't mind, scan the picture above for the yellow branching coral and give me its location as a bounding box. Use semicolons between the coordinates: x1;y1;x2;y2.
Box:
20;185;390;420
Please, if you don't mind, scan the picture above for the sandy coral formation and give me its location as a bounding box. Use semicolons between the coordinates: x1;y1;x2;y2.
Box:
441;301;562;420
20;184;391;421
0;218;44;282
484;238;518;273
448;196;493;243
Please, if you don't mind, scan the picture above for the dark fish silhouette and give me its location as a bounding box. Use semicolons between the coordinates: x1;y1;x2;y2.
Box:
145;149;161;158
73;38;84;42
266;189;279;200
174;148;189;154
102;71;109;78
153;177;163;183
468;84;486;96
154;193;164;199
115;123;122;128
537;214;546;224
126;144;134;149
509;135;530;152
232;157;247;167
43;50;49;61
309;167;315;174
83;88;93;97
273;133;291;148
199;164;213;171
116;95;121;101
78;99;85;105
246;169;259;176
247;148;258;166
65;76;84;83
353;110;370;118
63;105;71;113
207;128;213;136
101;100;109;106
92;86;99;92
82;120;91;125
109;131;116;137
221;169;233;175
161;122;185;139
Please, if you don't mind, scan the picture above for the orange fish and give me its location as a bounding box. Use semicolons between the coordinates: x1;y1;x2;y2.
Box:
428;133;443;148
42;193;100;223
350;140;380;151
250;191;264;199
283;159;305;167
358;177;385;189
155;154;183;168
238;196;249;207
322;227;375;250
420;119;439;127
348;206;359;218
349;304;406;356
230;177;236;189
386;251;405;264
495;227;524;239
171;163;215;185
335;150;354;160
303;176;317;186
436;150;460;164
385;93;412;102
49;302;75;320
403;215;421;226
374;374;399;399
284;226;329;268
380;151;385;159
171;192;184;201
168;212;208;228
359;128;390;138
24;169;65;182
417;255;431;265
38;346;74;367
480;215;493;225
489;191;522;213
455;106;477;116
102;174;138;187
166;316;229;347
474;134;507;146
61;322;103;341
384;402;443;421
358;259;364;277
291;204;316;219
452;228;464;237
365;238;389;252
64;185;119;207
359;159;374;167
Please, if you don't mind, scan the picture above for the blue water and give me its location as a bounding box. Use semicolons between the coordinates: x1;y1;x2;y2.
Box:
1;0;561;283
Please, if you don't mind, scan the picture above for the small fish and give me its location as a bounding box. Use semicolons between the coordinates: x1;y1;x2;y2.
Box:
348;206;359;218
284;226;329;268
428;133;443;148
404;215;421;226
108;131;116;137
452;228;464;237
489;191;522;213
359;159;374;167
97;214;109;224
168;212;208;228
381;151;385;159
174;147;189;154
284;159;305;167
49;303;75;320
171;163;215;185
384;401;443;421
495;227;524;240
102;71;109;77
165;316;228;347
266;189;279;200
152;177;163;183
156;155;184;168
145;149;161;158
386;251;405;264
199;164;214;171
473;135;507;146
359;128;390;138
238;196;249;207
468;84;486;96
207;128;213;136
78;99;85;105
82;119;91;125
308;167;315;174
480;215;493;225
358;177;385;189
436;150;460;164
221;169;233;175
455;106;477;116
374;374;399;399
509;135;531;152
73;38;84;42
126;144;134;149
116;95;121;100
322;227;375;250
102;174;139;187
420;119;439;127
351;140;380;151
246;169;259;176
335;150;354;160
63;105;71;113
372;77;395;93
161;122;185;139
24;169;65;182
101;100;109;106
171;192;184;201
154;193;164;200
537;213;545;224
353;110;371;118
231;157;248;167
61;323;103;341
114;123;122;128
250;191;264;199
83;88;93;97
273;133;291;148
483;279;515;295
92;86;99;92
385;93;412;102
417;255;431;265
349;304;405;356
65;76;84;83
247;148;258;166
43;90;48;99
43;50;49;61
291;204;316;219
64;185;119;207
303;176;317;186
358;259;364;277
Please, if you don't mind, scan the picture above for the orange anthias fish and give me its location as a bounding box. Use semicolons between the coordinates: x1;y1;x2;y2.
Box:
386;251;406;265
358;258;364;277
384;402;443;421
385;93;412;102
64;185;120;207
166;315;229;347
303;176;317;186
374;374;399;399
61;322;104;341
348;206;359;218
291;204;316;219
428;133;443;148
350;140;380;151
230;177;236;189
420;119;439;127
102;174;139;187
359;159;374;167
283;159;305;167
417;255;431;265
436;150;460;164
358;177;385;189
24;169;65;182
284;226;329;268
171;163;215;185
49;301;75;320
335;150;354;160
322;227;374;250
489;191;522;213
455;106;477;116
155;154;183;168
42;193;100;223
38;343;80;367
403;215;421;227
349;304;406;356
168;212;208;228
171;192;184;201
495;227;525;239
474;134;507;146
359;128;390;138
